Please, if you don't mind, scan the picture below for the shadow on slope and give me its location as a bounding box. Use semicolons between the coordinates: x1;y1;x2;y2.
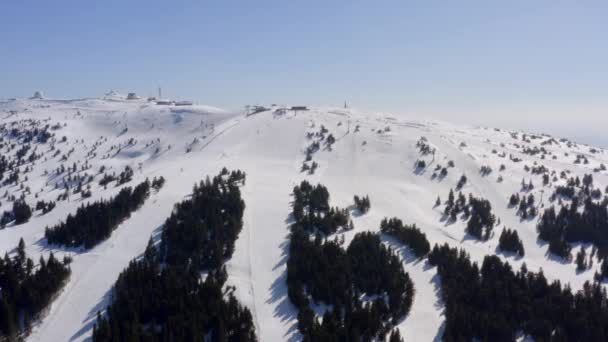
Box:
266;214;300;342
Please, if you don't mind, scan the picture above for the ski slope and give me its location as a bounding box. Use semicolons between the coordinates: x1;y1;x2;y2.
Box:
0;95;606;341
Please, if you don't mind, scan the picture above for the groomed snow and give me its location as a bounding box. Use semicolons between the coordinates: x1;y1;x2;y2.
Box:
0;97;605;341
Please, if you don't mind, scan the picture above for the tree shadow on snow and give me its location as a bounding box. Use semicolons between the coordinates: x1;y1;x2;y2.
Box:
430;266;447;341
494;246;524;261
266;221;301;342
35;236;87;255
349;206;365;218
66;224;164;341
381;234;424;266
382;234;449;338
69;288;112;341
534;237;571;265
460;232;486;244
413;165;426;176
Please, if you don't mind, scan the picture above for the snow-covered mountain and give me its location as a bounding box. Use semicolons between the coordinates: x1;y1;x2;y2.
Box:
0;96;606;341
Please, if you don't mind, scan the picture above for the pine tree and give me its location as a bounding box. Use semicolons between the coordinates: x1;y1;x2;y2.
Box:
448;189;455;208
576;248;587;271
389;329;404;342
17;238;26;264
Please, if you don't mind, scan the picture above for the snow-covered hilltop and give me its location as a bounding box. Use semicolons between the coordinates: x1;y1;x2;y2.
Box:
0;96;607;341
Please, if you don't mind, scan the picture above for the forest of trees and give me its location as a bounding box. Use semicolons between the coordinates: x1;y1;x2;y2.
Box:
509;193;537;219
537;197;608;260
443;189;496;241
428;243;608;341
292;181;350;235
160;170;245;270
93;169;256;341
353;195;371;214
1;199;34;227
380;217;430;258
498;228;525;257
535;173;608;261
465;196;496;240
596;258;608;281
287;181;411;341
45;179;153;249
0;239;71;339
12;200;32;224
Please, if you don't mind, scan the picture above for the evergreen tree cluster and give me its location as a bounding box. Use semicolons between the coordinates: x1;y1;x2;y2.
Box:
455;174;467;190
551;175;594;202
380;217;430;258
596;258;608;281
443;189;496;240
537;197;608;260
160;171;245;270
479;165;492;177
508;192;520;207
45;179;152;249
0;239;71;339
93;170;256;341
12;200;32;224
509;193;537;219
529;164;549;175
292;181;350;235
35;200;56;214
288;183;413;341
575;247;591;272
151;175;165;191
116;165;133;185
498;228;525;257
98;165;143;187
1;199;33;227
428;243;608;341
443;189;467;221
416;137;434;155
353;195;371;214
521;178;534;191
288;230;414;341
415;159;426;170
465;196;496;240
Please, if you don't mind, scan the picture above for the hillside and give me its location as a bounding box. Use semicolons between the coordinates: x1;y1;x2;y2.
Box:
0;96;606;341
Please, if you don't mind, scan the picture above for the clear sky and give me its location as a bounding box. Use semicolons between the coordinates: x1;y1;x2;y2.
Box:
1;1;607;145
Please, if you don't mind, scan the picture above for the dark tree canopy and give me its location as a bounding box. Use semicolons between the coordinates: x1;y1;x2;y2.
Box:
93;169;256;342
160;170;245;271
380;217;430;258
45;179;152;249
498;228;525;257
292;181;349;235
429;243;608;341
287;182;414;341
0;241;71;340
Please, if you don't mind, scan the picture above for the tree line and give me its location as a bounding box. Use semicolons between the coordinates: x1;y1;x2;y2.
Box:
442;189;496;241
1;199;33;227
380;217;430;258
45;179;154;249
93;169;256;342
498;228;525;257
0;238;71;339
287;181;409;341
160;170;245;270
537;197;608;261
353;195;371;214
292;181;351;235
428;243;608;341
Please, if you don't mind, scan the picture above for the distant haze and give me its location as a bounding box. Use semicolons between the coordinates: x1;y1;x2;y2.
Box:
1;1;606;146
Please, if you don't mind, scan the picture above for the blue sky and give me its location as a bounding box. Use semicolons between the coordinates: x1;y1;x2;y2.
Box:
1;1;607;144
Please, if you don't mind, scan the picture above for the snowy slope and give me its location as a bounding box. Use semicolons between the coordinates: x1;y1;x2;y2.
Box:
0;97;606;341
